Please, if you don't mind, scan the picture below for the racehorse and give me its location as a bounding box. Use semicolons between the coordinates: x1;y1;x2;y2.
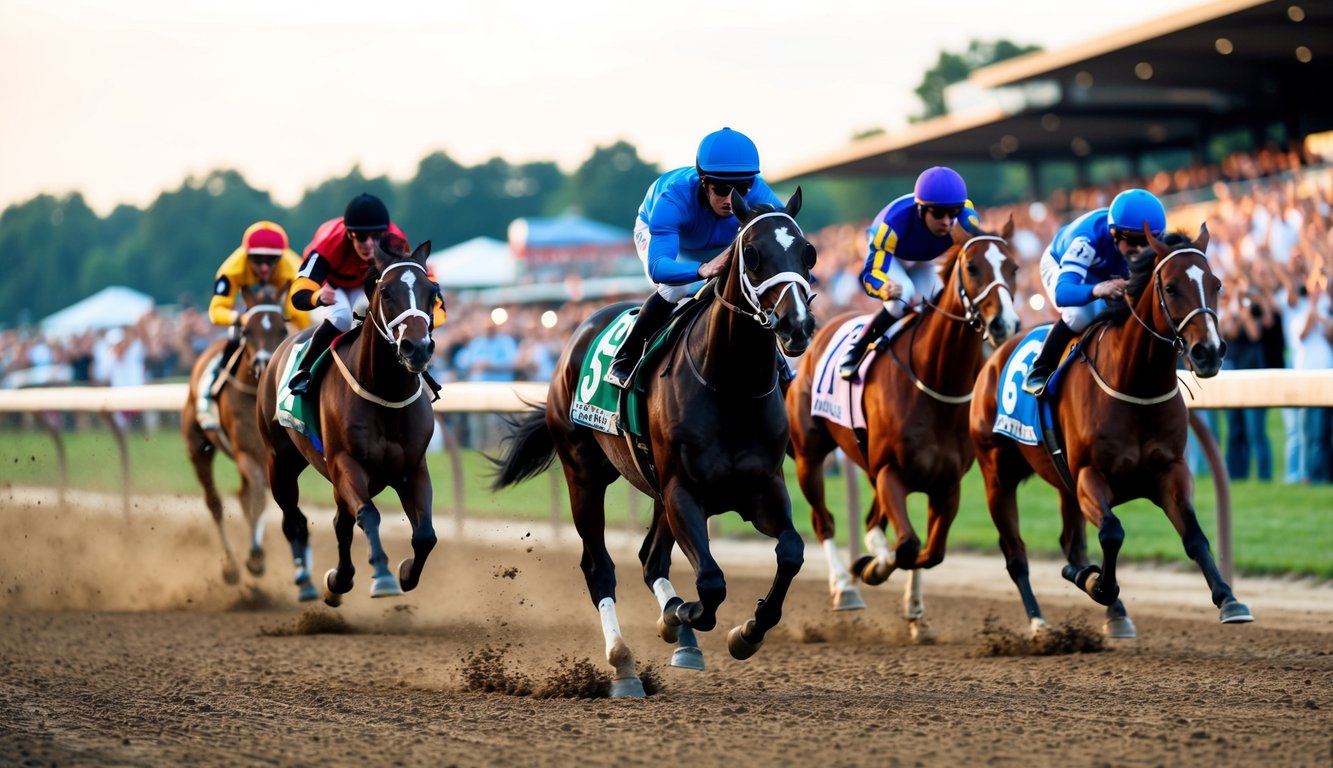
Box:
491;191;816;697
257;236;439;605
969;225;1252;637
787;219;1020;639
182;285;291;585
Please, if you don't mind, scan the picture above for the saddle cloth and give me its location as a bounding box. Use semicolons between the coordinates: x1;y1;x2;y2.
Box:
275;338;325;454
810;316;875;431
993;324;1079;446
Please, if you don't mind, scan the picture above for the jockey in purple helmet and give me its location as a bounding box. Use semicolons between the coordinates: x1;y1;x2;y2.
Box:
604;127;785;389
838;166;982;381
1022;188;1168;396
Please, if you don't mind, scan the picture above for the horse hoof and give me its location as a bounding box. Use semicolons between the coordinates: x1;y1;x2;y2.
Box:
1220;600;1254;624
657;615;680;644
324;568;352;595
909;618;937;645
369;574;403;598
397;559;417;592
610;677;647;698
1103;615;1137;639
671;646;705;671
246;554;265;577
297;581;319;602
1028;617;1048;638
323;590;342;608
852;555;889;586
832;586;866;611
727;620;763;660
221;563;241;586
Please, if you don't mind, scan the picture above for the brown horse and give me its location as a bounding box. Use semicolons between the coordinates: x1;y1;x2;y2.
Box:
787;219;1019;639
258;237;438;605
182;285;292;584
969;225;1252;638
491;192;816;697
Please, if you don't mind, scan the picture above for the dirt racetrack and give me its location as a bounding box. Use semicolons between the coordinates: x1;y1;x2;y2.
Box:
2;486;1330;767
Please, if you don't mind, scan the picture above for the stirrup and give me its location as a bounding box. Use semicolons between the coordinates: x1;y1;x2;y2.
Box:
603;365;632;390
288;370;312;395
1022;372;1050;397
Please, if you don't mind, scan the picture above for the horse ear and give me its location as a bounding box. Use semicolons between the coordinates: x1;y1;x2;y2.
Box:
732;189;751;220
1195;222;1210;253
1147;224;1170;258
1001;214;1015;240
412;239;432;265
784;186;803;219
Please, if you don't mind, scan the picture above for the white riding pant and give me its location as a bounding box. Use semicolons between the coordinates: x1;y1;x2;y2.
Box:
1039;245;1108;332
324;286;370;331
884;259;943;317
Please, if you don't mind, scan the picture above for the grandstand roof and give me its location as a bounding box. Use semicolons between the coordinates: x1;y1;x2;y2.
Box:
773;0;1333;180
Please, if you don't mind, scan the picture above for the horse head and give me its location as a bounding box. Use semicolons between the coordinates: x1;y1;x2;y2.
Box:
726;187;817;356
1139;224;1225;377
947;216;1020;346
238;284;288;381
370;235;436;375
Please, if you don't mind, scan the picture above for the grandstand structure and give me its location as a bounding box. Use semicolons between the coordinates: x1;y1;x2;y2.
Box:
772;0;1332;189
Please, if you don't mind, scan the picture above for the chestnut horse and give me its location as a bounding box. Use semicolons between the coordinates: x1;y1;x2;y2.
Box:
491;192;816;697
182;285;292;584
969;226;1252;637
258;237;439;606
787;219;1019;640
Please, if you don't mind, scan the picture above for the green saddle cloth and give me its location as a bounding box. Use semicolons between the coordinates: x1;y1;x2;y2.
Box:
275;337;341;454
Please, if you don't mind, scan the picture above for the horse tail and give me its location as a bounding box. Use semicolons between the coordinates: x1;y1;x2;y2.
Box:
489;405;557;490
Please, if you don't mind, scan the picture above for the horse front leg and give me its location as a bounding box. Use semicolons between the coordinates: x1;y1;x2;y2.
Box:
236;451;268;578
1071;468;1123;608
1158;460;1253;624
394;460;437;593
795;444;863;611
186;422;240;585
1057;491;1134;638
856;468;917;585
638;502;703;670
726;477;804;660
979;446;1043;635
661;482;725;634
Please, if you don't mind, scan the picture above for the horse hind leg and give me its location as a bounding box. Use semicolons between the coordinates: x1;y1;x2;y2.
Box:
188;427;240;585
640;507;704;670
794;439;863;611
268;447;317;602
982;446;1045;635
903;570;936;644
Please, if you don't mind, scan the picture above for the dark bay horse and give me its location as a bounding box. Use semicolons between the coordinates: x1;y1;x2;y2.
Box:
258;237;439;605
182;286;292;584
491;191;816;697
787;219;1019;640
970;225;1252;638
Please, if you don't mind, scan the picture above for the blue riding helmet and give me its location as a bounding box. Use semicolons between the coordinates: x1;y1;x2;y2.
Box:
1107;189;1166;238
696;127;760;182
913;166;968;206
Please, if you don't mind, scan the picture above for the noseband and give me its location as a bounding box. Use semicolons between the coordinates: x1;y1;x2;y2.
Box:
714;211;813;328
371;262;433;345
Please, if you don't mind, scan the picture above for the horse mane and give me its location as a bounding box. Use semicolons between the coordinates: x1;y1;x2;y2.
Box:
1093;232;1193;326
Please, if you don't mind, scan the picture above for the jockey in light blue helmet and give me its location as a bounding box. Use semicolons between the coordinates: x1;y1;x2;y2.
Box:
1022;188;1167;396
604;127;785;389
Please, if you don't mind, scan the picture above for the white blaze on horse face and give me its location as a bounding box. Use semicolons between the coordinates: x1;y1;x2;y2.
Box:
774;226;795;251
1186;263;1222;345
983;242;1020;331
261;315;272;331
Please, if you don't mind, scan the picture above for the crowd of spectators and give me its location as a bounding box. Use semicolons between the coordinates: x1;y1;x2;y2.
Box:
2;144;1329;483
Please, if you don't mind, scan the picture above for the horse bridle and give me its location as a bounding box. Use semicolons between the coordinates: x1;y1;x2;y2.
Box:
370;262;434;345
922;235;1014;345
223;303;286;394
1125;247;1218;354
713;211;813;328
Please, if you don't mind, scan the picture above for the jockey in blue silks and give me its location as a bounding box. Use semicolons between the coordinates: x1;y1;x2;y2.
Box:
1022;188;1168;396
604;127;785;389
837;166;983;381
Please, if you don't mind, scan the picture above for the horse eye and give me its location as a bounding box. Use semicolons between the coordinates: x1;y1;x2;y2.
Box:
803;243;817;269
1164;283;1178;296
742;245;760;270
965;263;980;276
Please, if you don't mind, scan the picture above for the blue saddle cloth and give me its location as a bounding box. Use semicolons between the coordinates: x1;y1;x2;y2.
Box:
993;324;1075;445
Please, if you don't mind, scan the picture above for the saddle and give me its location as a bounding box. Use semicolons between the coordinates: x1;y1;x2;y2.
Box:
276;328;358;454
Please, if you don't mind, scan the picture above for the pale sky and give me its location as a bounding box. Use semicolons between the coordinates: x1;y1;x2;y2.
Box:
1;0;1206;215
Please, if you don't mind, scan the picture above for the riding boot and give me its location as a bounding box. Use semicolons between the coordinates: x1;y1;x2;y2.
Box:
605;293;673;389
1022;320;1076;397
288;319;341;396
838;306;896;382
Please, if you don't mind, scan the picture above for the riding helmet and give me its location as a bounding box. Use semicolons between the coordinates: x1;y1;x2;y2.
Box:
243;221;288;255
913;167;968;207
696;127;760;182
1107;189;1166;238
343;193;391;231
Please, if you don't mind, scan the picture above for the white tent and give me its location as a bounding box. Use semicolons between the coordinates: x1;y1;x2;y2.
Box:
40;286;155;337
427;236;517;289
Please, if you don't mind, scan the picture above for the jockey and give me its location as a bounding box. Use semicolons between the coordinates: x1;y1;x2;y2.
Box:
201;221;310;420
838;167;982;381
1022;188;1167;396
604;127;786;389
286;193;446;395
